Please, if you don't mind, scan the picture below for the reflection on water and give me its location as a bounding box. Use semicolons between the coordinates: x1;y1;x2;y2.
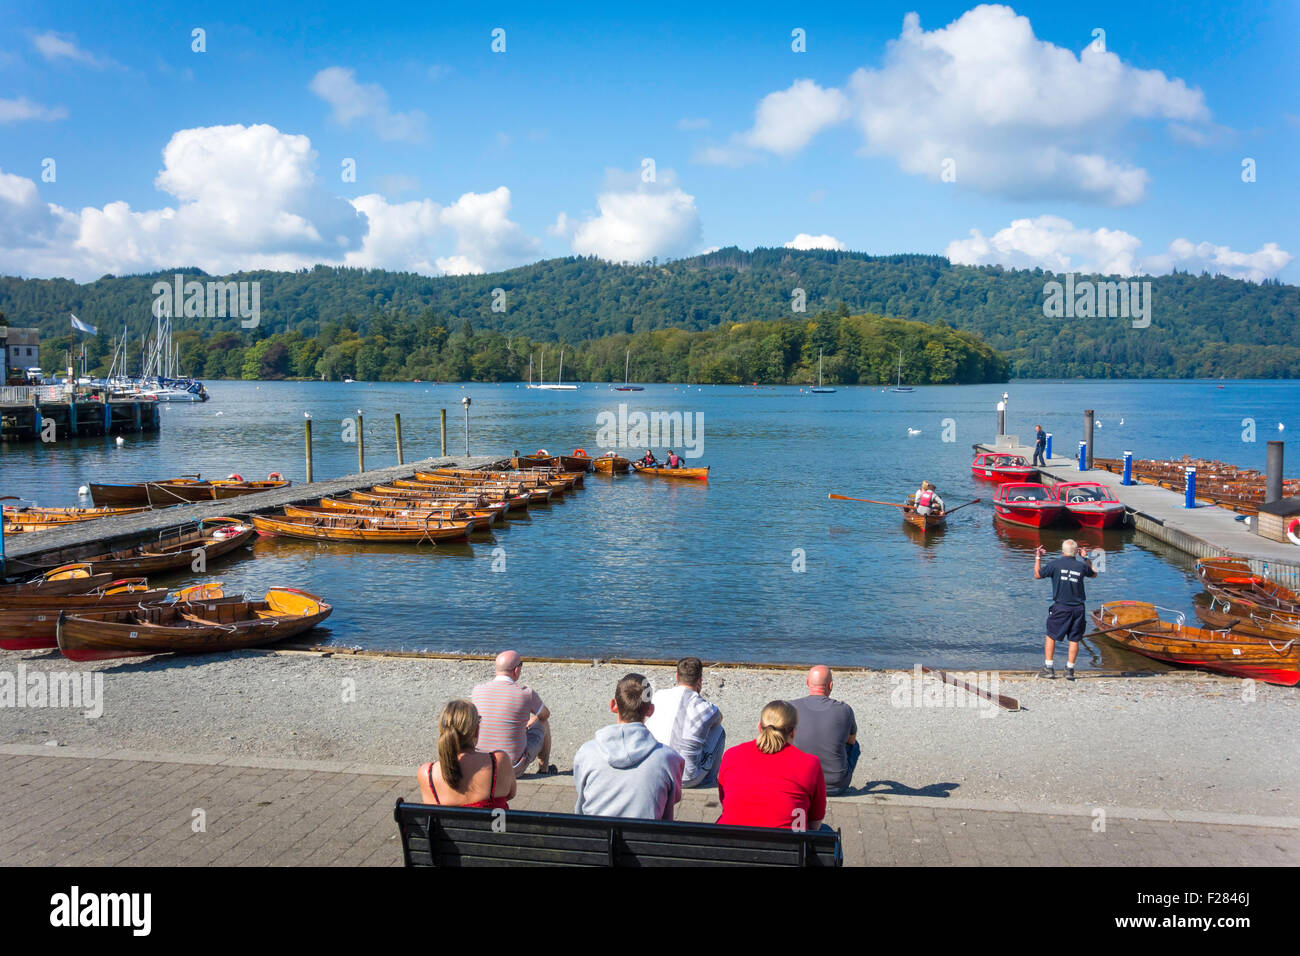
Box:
3;378;1297;667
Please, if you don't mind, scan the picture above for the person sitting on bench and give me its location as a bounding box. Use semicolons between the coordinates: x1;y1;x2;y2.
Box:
418;699;516;809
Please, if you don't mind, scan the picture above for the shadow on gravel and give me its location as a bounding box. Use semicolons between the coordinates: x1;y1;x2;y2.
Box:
857;780;960;798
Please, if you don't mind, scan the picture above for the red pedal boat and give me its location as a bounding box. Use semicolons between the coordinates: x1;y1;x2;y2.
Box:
971;452;1038;484
993;482;1063;528
1056;481;1125;528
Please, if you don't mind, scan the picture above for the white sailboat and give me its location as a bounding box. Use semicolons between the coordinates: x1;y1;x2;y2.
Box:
613;348;644;391
811;349;836;393
891;348;913;392
536;348;578;390
525;353;541;389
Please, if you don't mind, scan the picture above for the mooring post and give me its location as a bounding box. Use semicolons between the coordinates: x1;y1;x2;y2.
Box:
0;514;6;580
1266;440;1284;503
395;413;404;465
103;398;110;434
357;412;365;474
1083;409;1095;469
304;416;314;483
134;401;142;432
996;401;1006;438
440;408;447;457
1185;466;1197;508
461;396;471;456
1045;433;1053;460
1076;441;1087;471
32;396;40;440
1122;450;1133;485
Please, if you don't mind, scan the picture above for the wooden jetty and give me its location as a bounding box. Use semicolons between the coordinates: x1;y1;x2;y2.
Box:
1;385;160;443
0;455;502;577
976;437;1300;587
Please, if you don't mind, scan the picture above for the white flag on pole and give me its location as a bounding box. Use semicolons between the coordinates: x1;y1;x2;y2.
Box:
70;313;97;335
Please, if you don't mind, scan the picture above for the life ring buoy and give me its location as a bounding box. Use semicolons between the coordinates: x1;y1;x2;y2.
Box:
1287;518;1300;547
535;449;549;457
268;472;284;481
573;448;588;458
226;473;244;482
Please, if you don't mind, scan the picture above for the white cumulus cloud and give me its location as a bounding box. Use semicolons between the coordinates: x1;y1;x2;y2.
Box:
742;80;850;155
785;233;847;251
946;215;1292;282
0;96;68;123
309;66;428;142
571;171;702;263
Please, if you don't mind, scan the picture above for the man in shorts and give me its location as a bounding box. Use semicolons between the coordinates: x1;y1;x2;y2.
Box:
471;650;556;775
1034;540;1097;681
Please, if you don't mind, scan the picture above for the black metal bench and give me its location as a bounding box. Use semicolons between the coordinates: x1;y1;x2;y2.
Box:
394;800;843;867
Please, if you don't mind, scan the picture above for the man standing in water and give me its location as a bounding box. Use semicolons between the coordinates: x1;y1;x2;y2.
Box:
1034;540;1096;681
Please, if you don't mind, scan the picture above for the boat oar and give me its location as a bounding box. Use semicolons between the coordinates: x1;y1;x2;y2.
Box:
828;494;907;508
921;666;1020;711
940;498;981;516
1083;617;1159;639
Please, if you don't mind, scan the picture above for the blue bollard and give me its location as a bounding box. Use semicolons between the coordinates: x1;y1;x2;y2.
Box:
1185;467;1197;508
1077;441;1087;471
1045;433;1053;460
1122;451;1133;486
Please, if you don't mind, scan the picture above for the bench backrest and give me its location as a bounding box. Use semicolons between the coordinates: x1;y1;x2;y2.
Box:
394;800;842;867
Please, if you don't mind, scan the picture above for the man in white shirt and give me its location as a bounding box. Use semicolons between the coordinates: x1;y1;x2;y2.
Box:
644;657;725;788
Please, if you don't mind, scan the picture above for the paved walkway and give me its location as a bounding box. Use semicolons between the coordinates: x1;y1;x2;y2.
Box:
1;748;1295;866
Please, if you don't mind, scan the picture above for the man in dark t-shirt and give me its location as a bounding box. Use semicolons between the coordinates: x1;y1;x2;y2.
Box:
791;665;858;795
1032;425;1047;466
1034;540;1096;681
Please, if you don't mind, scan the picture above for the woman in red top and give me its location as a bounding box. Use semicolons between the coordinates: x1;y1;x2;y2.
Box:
418;699;517;810
717;700;827;829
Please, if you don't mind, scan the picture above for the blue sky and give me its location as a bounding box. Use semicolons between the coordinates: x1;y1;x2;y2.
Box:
2;0;1297;282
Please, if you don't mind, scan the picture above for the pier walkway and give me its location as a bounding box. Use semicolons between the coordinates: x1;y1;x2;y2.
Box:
1;455;503;576
976;442;1300;586
1;746;1294;867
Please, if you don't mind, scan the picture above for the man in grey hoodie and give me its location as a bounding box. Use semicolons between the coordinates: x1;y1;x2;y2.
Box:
573;673;685;821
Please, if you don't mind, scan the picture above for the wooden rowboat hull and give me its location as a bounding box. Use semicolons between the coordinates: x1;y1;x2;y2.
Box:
57;589;332;661
76;523;255;576
0;586;172;649
0;567;114;599
632;465;710;480
902;508;946;532
285;503;496;530
593;456;630;474
251;513;471;542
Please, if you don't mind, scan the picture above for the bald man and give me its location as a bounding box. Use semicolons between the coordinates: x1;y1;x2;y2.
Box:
790;666;859;795
471;650;555;775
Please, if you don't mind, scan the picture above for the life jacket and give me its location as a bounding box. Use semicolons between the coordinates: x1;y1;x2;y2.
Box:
668;454;681;466
917;489;933;508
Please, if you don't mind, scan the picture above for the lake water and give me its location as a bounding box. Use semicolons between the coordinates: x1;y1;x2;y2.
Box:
3;378;1297;668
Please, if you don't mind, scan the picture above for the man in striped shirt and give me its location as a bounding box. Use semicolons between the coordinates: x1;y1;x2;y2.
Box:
471;650;556;775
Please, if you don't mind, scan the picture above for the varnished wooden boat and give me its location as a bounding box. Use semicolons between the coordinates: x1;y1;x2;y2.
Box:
344;491;508;517
145;476;291;505
367;485;531;511
0;564;114;599
632;464;710;481
1203;576;1300;617
72;518;255;576
285;503;497;531
251;512;473;542
3;505;151;532
1091;600;1300;686
902;496;946;532
58;587;331;662
427;467;583;490
0;579;199;650
89;476;201;507
1194;604;1300;642
1195;557;1258;585
415;471;569;495
592;453;630;474
511;453;592;473
393;477;554;503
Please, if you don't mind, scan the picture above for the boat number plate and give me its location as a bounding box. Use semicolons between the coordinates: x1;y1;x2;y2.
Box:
129;631;138;639
985;470;993;476
37;615;46;621
1232;648;1241;655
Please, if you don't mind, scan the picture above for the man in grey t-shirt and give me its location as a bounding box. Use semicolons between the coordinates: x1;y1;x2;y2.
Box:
790;665;859;795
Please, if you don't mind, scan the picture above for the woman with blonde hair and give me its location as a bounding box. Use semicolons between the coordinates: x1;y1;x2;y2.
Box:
418;699;516;809
716;700;827;829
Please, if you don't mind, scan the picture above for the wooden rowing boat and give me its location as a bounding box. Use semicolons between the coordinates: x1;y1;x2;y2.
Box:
366;485;531;511
1203;576;1300;617
250;512;473;542
428;467;584;490
415;471;570;495
1195;556;1258;585
631;464;710;481
57;587;332;662
0;564;114;599
592;453;630;474
321;495;507;521
286;502;498;531
901;496;946;532
0;579;210;650
3;505;151;532
145;477;291;505
394;477;555;503
1091;600;1300;686
89;476;200;507
1194;604;1300;642
70;518;255;576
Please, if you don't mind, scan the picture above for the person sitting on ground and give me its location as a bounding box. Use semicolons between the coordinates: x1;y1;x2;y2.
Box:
790;666;858;796
665;449;683;468
573;673;685;821
645;656;725;788
470;650;557;776
717;700;827;830
913;480;944;516
418;699;516;809
639;449;659;468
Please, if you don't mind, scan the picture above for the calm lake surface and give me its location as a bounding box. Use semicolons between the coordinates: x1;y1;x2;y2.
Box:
3;379;1297;668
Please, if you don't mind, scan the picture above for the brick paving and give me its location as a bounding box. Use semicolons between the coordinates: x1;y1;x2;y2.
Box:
1;750;1295;866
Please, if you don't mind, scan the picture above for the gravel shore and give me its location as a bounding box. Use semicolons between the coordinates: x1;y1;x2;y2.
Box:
3;648;1297;817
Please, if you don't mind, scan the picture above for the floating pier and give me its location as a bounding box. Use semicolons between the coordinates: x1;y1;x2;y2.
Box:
0;385;160;443
977;437;1300;587
0;454;503;577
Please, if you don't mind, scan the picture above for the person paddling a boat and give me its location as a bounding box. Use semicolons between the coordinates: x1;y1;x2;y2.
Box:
665;449;683;469
913;481;943;516
638;450;659;468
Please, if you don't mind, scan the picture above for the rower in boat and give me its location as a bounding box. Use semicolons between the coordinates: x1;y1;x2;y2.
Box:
638;449;659;468
913;481;943;516
665;449;683;469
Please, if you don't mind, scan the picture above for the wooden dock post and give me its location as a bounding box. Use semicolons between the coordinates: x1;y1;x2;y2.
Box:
304;417;314;483
440;408;447;456
357;412;365;473
395;413;404;465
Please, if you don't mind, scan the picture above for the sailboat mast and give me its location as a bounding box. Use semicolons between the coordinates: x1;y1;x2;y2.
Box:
625;348;630;385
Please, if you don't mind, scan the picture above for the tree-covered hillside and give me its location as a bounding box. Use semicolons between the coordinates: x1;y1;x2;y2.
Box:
2;248;1295;379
